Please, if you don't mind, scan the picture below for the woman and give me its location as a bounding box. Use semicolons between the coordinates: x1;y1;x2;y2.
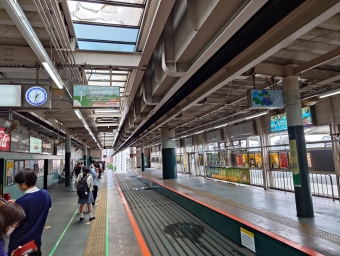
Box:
76;168;96;222
0;202;26;256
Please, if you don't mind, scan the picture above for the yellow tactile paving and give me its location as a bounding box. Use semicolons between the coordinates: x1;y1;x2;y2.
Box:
84;176;107;256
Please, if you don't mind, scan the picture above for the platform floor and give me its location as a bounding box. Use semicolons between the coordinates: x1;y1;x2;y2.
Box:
4;170;141;256
132;168;340;256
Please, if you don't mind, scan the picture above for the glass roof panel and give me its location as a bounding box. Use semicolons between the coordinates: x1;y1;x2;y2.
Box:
78;41;135;52
85;70;129;74
74;24;138;44
87;74;127;81
88;81;126;87
68;1;144;26
104;0;145;4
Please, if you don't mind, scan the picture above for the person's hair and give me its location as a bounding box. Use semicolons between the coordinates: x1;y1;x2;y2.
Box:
83;168;90;174
76;162;80;166
0;203;25;237
14;168;37;187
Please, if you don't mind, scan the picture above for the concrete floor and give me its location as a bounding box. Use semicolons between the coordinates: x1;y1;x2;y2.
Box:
4;170;141;256
134;168;340;256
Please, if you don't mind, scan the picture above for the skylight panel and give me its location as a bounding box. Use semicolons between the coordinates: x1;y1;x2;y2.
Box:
78;41;135;52
68;1;144;26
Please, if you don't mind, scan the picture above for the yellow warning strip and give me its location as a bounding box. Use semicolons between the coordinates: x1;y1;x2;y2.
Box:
84;182;107;256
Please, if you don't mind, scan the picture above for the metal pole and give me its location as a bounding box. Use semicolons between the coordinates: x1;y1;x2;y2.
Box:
65;134;71;187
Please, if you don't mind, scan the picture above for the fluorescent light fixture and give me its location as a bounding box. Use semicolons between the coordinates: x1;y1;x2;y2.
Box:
245;111;268;120
42;62;63;89
214;124;227;129
319;88;340;98
74;110;82;119
94;109;120;114
194;131;204;135
30;112;53;126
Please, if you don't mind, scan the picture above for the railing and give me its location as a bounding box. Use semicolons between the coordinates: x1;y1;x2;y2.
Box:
250;169;264;187
268;170;337;201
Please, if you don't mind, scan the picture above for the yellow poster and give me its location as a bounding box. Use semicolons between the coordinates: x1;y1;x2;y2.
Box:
242;154;249;167
270;153;279;169
255;154;262;168
249;154;255;167
6;160;14;185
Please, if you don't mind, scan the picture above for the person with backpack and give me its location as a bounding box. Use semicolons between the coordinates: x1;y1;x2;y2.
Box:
75;168;95;222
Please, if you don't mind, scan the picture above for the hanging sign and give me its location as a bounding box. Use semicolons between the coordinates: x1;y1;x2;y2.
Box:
73;85;120;108
248;89;284;109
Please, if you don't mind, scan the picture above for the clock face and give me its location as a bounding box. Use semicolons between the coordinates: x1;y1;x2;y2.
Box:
25;86;47;106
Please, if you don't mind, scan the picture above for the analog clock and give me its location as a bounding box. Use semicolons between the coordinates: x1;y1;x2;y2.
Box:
25;86;47;106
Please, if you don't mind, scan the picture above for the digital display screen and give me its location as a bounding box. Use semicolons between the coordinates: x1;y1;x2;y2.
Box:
0;84;22;107
270;107;312;132
29;137;42;154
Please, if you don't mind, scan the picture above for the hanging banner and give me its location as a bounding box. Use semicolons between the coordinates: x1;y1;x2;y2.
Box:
73;85;120;108
289;140;301;187
279;152;289;169
248;89;284;109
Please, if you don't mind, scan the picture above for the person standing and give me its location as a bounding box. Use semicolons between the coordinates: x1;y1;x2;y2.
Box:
8;169;51;256
76;168;95;222
90;165;98;206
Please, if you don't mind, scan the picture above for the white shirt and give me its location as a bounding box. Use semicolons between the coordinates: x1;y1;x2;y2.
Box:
25;187;40;194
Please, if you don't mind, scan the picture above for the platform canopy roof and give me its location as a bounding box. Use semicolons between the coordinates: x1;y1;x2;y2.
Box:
1;0;340;152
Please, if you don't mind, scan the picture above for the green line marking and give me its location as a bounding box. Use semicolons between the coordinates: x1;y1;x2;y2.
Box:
49;208;78;256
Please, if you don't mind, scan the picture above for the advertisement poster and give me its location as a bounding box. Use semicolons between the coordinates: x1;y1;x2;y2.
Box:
30;137;42;154
6;160;14;185
279;152;289;169
205;166;250;185
24;160;30;168
289;140;301;187
307;152;312;168
237;154;243;167
73;85;120;108
37;160;44;177
14;160;19;177
242;154;249;168
255;154;262;168
249;154;256;167
270;153;279;169
270;107;312;132
302;107;312;127
0;127;10;151
248;89;284;108
199;155;204;166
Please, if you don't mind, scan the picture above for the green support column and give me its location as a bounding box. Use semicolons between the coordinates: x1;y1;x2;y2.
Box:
161;128;176;179
65;135;71;187
283;76;314;217
141;144;145;172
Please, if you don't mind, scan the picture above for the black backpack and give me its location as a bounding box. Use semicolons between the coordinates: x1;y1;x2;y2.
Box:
77;174;89;198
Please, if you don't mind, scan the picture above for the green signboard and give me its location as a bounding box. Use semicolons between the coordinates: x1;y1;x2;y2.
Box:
206;166;250;185
73;85;120;108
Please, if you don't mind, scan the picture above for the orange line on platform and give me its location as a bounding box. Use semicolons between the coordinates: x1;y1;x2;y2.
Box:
114;175;151;256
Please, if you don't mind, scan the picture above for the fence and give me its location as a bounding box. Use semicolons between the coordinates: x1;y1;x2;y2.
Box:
268;170;337;201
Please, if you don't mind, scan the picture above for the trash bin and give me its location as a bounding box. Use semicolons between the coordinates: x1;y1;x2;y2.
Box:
3;193;10;201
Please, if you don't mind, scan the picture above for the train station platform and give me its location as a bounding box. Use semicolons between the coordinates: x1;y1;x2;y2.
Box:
6;168;340;255
130;168;340;256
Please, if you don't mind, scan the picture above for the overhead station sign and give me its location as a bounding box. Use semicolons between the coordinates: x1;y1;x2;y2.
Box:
248;89;284;109
73;85;120;108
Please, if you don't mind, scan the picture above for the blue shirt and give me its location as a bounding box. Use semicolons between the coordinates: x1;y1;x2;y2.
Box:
8;189;51;252
0;238;6;256
90;168;98;186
